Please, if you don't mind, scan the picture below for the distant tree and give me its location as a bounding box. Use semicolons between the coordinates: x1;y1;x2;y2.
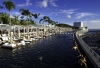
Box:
56;23;72;28
11;15;20;25
20;16;27;25
0;12;10;24
85;26;88;29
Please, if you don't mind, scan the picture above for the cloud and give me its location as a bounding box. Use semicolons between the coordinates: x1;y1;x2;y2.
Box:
60;9;77;14
10;15;14;18
66;15;71;18
83;20;100;23
82;20;100;29
17;0;32;7
39;14;46;17
49;0;58;7
76;12;94;19
12;12;20;15
59;9;76;19
37;0;48;8
36;0;58;8
10;12;22;19
49;12;58;16
10;12;20;18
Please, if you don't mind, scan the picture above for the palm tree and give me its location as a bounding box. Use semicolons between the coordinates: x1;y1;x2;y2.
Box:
39;16;50;25
32;13;40;24
3;0;15;24
19;8;32;39
48;20;57;25
39;16;50;35
19;8;31;25
32;13;40;19
3;0;15;43
19;8;30;17
29;14;35;25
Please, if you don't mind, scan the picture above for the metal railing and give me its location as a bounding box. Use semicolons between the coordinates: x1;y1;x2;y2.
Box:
76;30;100;68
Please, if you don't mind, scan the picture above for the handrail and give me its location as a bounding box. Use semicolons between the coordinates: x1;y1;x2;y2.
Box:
75;30;100;68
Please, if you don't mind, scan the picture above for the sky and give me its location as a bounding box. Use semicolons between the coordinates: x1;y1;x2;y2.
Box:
0;0;100;29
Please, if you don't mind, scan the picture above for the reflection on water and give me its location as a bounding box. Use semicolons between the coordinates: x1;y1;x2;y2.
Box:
0;33;81;68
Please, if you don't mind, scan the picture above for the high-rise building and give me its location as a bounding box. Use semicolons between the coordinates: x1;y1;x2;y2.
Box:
73;22;83;27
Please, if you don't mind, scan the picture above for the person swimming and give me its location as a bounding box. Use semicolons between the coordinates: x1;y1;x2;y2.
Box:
38;56;43;61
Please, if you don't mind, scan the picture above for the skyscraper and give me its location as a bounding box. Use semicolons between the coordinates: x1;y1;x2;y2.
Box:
73;22;83;27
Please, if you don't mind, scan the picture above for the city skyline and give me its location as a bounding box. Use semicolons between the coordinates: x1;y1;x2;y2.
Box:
0;0;100;29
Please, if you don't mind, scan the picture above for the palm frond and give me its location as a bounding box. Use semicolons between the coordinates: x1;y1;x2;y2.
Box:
32;13;40;19
39;19;43;24
19;8;30;16
3;0;15;11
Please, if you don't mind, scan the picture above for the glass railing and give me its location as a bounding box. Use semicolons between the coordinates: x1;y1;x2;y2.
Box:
76;31;100;68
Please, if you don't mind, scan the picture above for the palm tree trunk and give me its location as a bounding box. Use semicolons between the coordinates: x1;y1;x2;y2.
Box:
18;27;20;39
9;11;12;44
27;20;29;40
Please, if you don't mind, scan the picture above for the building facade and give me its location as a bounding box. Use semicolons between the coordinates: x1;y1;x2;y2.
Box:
73;22;83;27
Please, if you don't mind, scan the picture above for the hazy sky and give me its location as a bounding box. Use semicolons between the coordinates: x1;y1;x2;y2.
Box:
0;0;100;29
